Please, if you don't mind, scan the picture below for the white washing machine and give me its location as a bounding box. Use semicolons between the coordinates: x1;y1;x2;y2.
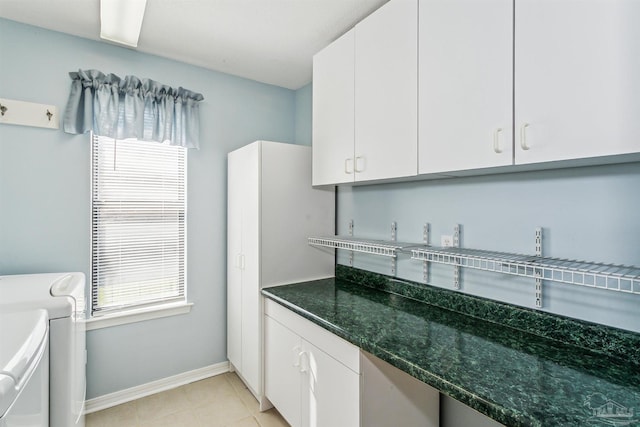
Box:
0;309;49;427
0;273;86;427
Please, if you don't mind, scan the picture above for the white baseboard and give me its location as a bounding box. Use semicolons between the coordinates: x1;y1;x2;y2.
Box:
84;361;230;414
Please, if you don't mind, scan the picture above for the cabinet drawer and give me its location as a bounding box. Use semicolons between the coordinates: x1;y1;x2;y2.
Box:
264;299;360;373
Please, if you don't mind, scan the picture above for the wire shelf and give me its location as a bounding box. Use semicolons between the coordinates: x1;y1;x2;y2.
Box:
308;236;409;258
410;247;640;295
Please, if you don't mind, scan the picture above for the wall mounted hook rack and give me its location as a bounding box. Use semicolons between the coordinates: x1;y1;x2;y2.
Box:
0;98;59;129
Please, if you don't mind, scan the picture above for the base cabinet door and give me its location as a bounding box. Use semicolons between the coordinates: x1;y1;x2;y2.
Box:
302;340;360;427
264;316;302;427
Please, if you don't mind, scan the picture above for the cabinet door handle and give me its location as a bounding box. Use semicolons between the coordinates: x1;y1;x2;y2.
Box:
299;350;309;373
355;156;365;173
520;123;531;150
493;128;503;153
239;254;245;270
344;158;353;174
292;345;301;367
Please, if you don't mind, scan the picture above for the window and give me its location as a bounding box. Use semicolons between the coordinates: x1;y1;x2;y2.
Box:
91;134;186;316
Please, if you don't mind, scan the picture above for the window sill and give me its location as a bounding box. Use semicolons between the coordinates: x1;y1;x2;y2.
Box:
85;302;194;331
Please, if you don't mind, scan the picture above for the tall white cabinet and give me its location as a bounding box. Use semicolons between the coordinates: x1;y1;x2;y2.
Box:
227;141;335;405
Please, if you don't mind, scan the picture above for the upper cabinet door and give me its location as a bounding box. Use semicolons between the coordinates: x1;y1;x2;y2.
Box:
419;0;513;174
515;0;640;164
355;0;418;182
312;30;355;186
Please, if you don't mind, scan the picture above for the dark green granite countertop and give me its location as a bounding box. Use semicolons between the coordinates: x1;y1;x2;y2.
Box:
262;269;640;427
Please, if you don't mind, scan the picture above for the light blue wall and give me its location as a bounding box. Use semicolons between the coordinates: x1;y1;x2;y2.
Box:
294;83;312;146
336;163;640;333
0;18;298;399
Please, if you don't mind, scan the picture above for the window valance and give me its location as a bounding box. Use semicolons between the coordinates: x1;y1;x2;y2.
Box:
63;69;204;149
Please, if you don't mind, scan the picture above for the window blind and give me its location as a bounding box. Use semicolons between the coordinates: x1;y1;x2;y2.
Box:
91;134;186;316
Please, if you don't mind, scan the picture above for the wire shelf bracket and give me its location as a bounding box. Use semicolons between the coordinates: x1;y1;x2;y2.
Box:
348;220;354;267
535;227;543;308
453;224;461;289
423;223;430;283
391;222;398;276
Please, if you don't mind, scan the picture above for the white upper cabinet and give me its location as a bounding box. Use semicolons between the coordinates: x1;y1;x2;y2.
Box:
312;0;418;186
314;0;640;184
312;30;355;186
355;0;418;182
418;0;513;174
515;0;640;164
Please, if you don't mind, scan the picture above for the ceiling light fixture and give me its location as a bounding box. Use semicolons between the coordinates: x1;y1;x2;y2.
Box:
100;0;148;48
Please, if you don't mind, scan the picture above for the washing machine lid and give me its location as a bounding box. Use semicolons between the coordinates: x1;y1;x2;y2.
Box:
0;272;85;319
0;309;48;387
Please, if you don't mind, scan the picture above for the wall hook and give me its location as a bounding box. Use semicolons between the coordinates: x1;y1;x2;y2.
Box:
0;98;58;129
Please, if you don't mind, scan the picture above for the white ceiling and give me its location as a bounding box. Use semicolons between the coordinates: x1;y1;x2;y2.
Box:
0;0;389;89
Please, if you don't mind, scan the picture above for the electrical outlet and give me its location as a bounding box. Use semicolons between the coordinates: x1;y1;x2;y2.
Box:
441;235;453;247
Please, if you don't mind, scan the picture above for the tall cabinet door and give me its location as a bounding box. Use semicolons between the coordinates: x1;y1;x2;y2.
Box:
240;144;261;393
312;30;355;186
515;0;640;164
354;0;418;182
419;0;513;174
227;143;261;394
226;149;243;371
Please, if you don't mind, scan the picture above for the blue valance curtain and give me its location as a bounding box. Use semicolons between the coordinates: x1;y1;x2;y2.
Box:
63;69;204;149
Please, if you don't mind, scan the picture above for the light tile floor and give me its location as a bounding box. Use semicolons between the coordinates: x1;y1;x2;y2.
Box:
86;372;290;427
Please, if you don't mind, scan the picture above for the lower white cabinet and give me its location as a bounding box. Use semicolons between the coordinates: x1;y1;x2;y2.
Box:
264;300;360;427
264;314;304;426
